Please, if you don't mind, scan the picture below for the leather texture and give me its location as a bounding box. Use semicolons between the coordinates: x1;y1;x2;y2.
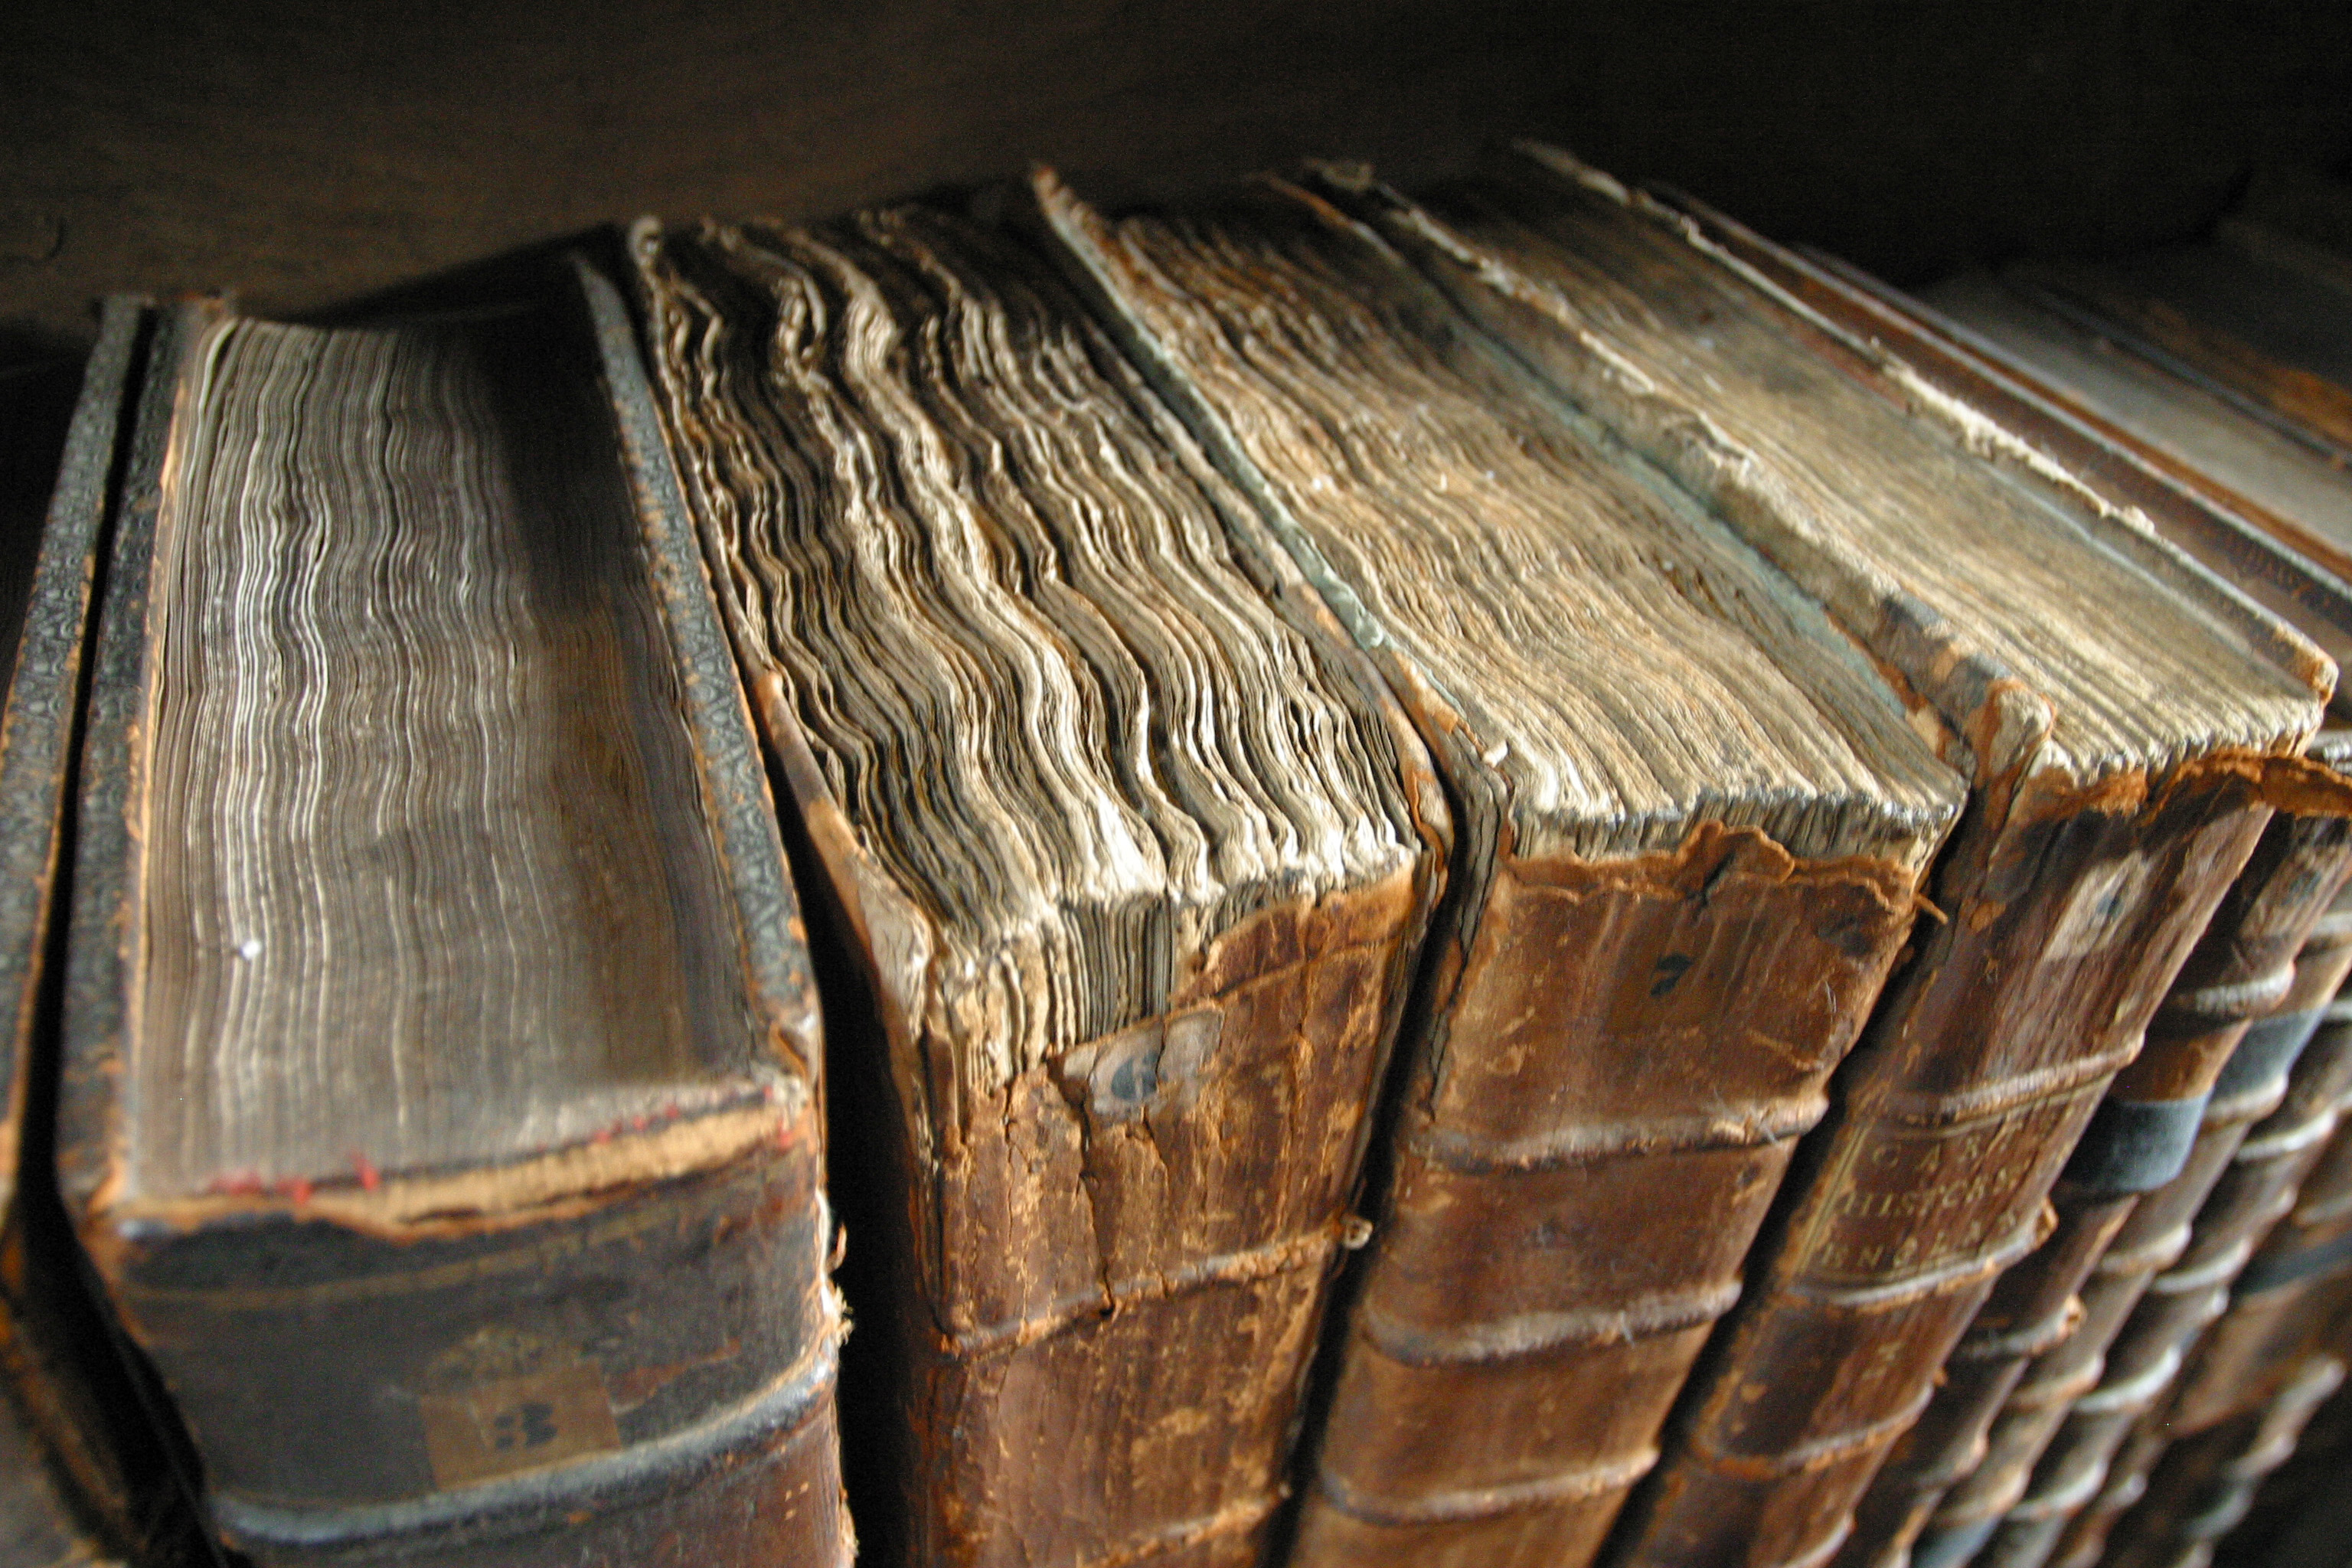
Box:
1619;756;2281;1568
61;276;853;1568
1848;811;2352;1568
1295;828;1925;1567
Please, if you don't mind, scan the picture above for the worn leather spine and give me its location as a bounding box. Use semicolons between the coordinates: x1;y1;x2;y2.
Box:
1951;900;2352;1568
1296;833;1924;1568
57;275;850;1568
1598;182;2352;1568
1860;805;2352;1568
2020;931;2352;1568
2100;1354;2345;1568
1837;1190;2132;1568
2099;1202;2352;1568
1619;779;2277;1568
1320;146;2342;1568
632;210;1453;1568
0;304;159;1566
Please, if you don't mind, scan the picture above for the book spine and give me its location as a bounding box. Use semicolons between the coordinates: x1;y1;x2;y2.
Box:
2097;1354;2346;1568
1290;828;1927;1568
2153;1063;2352;1436
1843;809;2352;1568
1616;776;2278;1568
1926;902;2352;1568
62;284;852;1568
114;1140;846;1568
904;869;1437;1568
0;300;158;1556
1988;935;2352;1568
1835;1186;2135;1568
1919;1142;2224;1568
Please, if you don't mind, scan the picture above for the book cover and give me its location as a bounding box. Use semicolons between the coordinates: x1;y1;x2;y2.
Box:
1363;144;2340;1568
630;206;1449;1568
0;305;174;1566
59;268;848;1567
1032;168;1963;1568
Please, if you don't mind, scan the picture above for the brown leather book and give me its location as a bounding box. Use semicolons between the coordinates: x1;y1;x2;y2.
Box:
1979;899;2352;1568
2024;955;2352;1568
629;206;1450;1568
0;308;181;1567
2099;1351;2346;1568
2210;1283;2352;1566
1029;172;1965;1568
58;266;850;1566
2088;1101;2352;1568
1879;815;2352;1568
1332;145;2350;1568
1883;247;2352;1568
1643;217;2352;1568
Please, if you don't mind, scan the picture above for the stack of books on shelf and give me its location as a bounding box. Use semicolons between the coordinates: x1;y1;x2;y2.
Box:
3;142;2352;1568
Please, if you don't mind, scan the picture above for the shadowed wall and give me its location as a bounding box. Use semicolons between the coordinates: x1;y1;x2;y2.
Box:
3;0;2351;351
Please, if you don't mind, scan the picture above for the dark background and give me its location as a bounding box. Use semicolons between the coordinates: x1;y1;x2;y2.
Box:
5;0;2352;358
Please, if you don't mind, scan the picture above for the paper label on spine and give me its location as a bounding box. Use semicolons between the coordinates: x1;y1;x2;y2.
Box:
417;1328;622;1488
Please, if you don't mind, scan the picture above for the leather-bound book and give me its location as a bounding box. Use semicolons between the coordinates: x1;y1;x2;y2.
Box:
1630;217;2352;1568
0;309;172;1567
1331;145;2346;1568
2090;1096;2352;1568
2100;1352;2345;1568
58;267;849;1566
2032;942;2352;1568
1892;812;2352;1568
1031;172;1965;1568
1892;243;2352;1568
1983;896;2352;1568
2010;235;2352;461
629;206;1450;1568
2181;1079;2352;1432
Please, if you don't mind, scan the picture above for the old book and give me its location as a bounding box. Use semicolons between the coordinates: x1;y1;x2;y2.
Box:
1894;812;2352;1568
1031;171;1965;1568
1638;220;2352;1568
1332;145;2345;1568
1916;268;2352;602
1887;249;2352;1568
57;266;849;1566
1975;890;2352;1568
0;309;168;1568
2089;1088;2352;1568
2011;237;2352;459
2024;933;2352;1568
629;205;1450;1568
2099;1352;2346;1568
